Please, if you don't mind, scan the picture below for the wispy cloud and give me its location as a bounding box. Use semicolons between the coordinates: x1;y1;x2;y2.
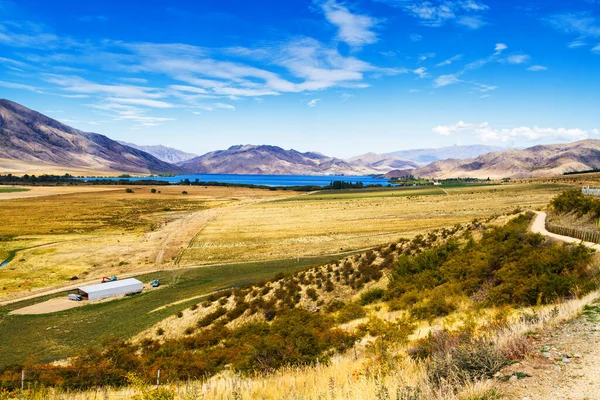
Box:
0;80;41;92
340;93;353;102
413;67;428;78
319;0;378;48
435;54;463;67
433;73;461;88
527;65;548;71
593;44;600;54
410;33;422;42
432;43;505;88
507;54;530;64
374;0;489;28
432;121;595;144
545;12;600;38
308;99;321;107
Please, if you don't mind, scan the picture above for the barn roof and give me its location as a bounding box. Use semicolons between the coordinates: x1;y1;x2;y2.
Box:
79;278;143;294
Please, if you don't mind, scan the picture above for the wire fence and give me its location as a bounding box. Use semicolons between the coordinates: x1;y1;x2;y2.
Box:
582;187;600;196
545;216;600;244
0;366;165;392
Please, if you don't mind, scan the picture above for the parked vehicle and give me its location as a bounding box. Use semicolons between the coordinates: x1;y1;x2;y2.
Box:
151;279;160;287
68;294;83;301
101;275;117;283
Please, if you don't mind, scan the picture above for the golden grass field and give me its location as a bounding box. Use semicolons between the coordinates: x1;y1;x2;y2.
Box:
0;181;576;300
178;183;567;266
0;185;291;298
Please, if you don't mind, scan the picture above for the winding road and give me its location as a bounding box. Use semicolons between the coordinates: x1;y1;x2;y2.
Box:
531;211;600;251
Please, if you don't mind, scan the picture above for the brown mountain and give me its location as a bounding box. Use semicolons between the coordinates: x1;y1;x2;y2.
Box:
117;141;197;164
411;139;600;179
179;145;382;175
345;152;421;172
0;99;179;174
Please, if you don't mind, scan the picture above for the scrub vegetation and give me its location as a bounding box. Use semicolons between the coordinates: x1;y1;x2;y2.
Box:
3;210;597;399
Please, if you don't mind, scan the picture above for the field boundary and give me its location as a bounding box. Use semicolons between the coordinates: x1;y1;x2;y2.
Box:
545;216;600;244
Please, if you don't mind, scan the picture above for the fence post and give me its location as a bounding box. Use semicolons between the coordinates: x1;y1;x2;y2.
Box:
156;369;161;387
21;370;24;390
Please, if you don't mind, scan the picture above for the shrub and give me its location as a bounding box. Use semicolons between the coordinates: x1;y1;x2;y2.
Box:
306;288;319;301
197;307;227;328
150;188;157;193
336;302;366;324
360;288;386;305
125;188;134;193
181;191;188;195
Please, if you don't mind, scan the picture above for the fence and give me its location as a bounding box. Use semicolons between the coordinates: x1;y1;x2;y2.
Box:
0;366;164;392
582;187;600;196
545;216;600;244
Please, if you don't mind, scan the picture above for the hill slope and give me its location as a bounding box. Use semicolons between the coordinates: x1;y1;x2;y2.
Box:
118;141;197;164
412;139;600;179
346;152;420;172
388;144;506;164
179;145;382;175
0;99;179;174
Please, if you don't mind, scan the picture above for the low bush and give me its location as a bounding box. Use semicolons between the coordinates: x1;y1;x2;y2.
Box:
360;288;386;305
336;302;366;324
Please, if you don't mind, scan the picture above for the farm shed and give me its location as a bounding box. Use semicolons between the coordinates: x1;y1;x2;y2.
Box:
75;278;143;300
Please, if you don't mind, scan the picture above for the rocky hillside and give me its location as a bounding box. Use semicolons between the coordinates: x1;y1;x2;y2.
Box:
179;145;383;175
346;152;420;172
0;99;179;174
118;141;197;164
388;144;506;164
411;139;600;179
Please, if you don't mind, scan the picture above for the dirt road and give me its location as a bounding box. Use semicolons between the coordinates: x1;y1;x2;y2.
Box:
531;211;600;251
501;212;600;399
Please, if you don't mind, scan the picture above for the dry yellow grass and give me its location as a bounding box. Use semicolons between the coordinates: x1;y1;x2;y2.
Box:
179;184;565;266
47;291;600;400
0;186;292;298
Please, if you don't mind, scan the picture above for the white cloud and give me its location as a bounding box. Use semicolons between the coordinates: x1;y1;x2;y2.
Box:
213;102;235;110
593;44;600;53
527;65;548;71
308;99;321;107
418;52;436;61
340;93;353;102
320;0;378;47
435;54;462;67
375;0;489;28
413;67;428;78
546;12;600;38
432;121;595;144
408;89;420;93
0;80;41;92
568;40;587;48
104;98;174;108
494;43;508;54
456;15;486;29
507;54;530;64
433;73;461;87
410;33;422;42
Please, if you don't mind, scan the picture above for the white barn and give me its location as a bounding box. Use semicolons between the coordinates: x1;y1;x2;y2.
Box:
77;278;143;300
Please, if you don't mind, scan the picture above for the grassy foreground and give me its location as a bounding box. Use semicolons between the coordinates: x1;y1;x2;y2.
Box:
0;254;353;368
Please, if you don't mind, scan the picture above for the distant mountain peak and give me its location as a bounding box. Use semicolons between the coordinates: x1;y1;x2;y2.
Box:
0;99;180;174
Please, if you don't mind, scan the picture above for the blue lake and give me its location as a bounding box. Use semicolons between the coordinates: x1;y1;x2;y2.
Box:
83;174;392;187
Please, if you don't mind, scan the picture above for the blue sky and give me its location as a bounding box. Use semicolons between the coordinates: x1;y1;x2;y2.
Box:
0;0;598;158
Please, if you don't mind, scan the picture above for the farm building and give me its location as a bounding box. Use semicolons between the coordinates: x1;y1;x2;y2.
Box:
72;278;143;300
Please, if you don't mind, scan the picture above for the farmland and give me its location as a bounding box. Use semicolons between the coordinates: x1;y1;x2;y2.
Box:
0;185;290;297
0;181;575;368
179;183;568;266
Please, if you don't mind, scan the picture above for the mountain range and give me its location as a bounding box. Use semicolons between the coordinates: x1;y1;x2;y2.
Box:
178;145;381;175
409;140;600;179
117;141;198;164
1;99;599;179
0;99;178;174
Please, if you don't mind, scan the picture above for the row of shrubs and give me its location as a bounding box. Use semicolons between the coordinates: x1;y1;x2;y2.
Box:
0;310;357;390
386;213;597;320
551;189;600;218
